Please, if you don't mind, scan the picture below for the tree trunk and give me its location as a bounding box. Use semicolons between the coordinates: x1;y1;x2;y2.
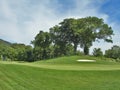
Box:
74;43;77;55
84;45;89;55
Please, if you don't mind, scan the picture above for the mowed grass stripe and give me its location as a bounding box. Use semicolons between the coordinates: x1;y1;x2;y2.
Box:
0;64;120;90
1;56;120;71
0;56;120;90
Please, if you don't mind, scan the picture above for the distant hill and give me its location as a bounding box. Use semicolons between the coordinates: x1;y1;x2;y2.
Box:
0;39;11;46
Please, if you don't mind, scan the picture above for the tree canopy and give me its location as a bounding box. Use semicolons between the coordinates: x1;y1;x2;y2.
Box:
0;16;115;61
50;16;113;55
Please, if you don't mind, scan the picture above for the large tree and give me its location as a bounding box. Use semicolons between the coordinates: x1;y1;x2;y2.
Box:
59;18;82;54
79;17;113;55
50;17;113;55
50;18;82;54
50;24;74;56
32;31;52;60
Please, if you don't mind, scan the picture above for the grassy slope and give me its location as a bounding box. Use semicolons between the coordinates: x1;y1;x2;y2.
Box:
32;56;120;70
0;56;120;90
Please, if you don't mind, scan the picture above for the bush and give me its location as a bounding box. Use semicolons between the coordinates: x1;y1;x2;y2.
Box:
105;45;120;59
93;48;103;57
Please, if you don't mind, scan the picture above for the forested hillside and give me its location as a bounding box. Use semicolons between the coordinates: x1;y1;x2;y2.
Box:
0;39;11;46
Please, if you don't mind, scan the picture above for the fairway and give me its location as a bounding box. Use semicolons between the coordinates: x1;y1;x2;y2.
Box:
0;56;120;90
1;0;120;90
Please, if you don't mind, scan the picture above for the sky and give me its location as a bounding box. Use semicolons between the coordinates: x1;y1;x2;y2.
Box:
0;0;120;53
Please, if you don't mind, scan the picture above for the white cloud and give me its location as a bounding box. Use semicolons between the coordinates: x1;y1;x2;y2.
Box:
0;0;119;53
0;0;59;44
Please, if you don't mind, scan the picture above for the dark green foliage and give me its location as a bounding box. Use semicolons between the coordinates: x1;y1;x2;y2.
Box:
0;44;16;61
50;25;73;56
0;39;14;60
11;44;34;62
53;44;74;57
59;18;81;54
32;31;52;48
32;31;52;60
0;41;34;62
105;45;120;59
84;45;89;55
25;46;33;62
79;17;113;55
50;16;113;55
93;48;103;57
32;29;75;60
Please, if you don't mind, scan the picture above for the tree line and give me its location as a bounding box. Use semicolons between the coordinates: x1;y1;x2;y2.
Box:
0;16;120;61
32;16;113;60
0;43;33;62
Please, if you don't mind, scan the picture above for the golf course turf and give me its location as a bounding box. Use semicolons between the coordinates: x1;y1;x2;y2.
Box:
0;56;120;90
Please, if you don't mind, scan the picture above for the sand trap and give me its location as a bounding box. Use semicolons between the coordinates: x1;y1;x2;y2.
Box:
77;59;96;62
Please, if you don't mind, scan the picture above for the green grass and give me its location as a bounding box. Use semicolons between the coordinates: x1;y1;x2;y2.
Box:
0;55;120;90
32;56;120;70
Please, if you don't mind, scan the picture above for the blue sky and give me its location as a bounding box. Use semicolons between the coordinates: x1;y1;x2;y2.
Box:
100;0;120;22
0;0;120;53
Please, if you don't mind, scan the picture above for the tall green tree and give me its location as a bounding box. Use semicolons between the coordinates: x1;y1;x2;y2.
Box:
59;18;81;54
50;17;113;55
32;31;52;60
78;17;113;55
25;45;33;62
50;24;74;56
